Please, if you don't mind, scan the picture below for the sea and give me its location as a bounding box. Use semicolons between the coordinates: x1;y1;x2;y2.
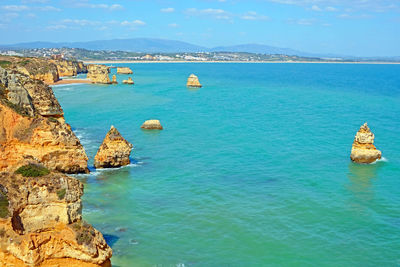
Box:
52;63;400;267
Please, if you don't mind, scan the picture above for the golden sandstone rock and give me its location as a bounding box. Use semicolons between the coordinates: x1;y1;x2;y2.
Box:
0;170;112;266
111;75;118;84
350;123;382;164
117;67;133;74
186;74;202;88
141;120;163;130
94;126;133;168
122;77;134;84
0;66;88;173
87;65;111;84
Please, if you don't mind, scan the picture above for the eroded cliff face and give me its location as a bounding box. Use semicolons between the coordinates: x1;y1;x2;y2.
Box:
94;126;133;168
87;65;111;84
350;123;382;164
51;59;87;77
0;170;112;266
0;66;88;173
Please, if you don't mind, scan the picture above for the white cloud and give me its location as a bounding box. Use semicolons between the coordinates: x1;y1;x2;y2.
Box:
75;3;123;11
0;12;19;23
1;5;29;12
22;0;49;3
168;23;179;27
311;5;322;11
241;11;269;20
37;6;61;12
186;8;233;20
287;18;316;25
47;24;67;30
120;20;146;30
325;6;337;12
161;7;175;13
62;19;100;26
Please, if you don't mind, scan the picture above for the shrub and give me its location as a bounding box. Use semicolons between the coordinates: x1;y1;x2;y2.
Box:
0;60;11;68
0;190;9;218
57;188;66;200
15;164;50;177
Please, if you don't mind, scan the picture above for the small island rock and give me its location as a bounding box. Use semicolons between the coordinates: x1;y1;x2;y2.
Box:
111;74;118;84
117;67;133;74
187;74;202;88
123;77;134;84
87;64;111;84
350;123;382;164
141;120;163;130
94;126;133;168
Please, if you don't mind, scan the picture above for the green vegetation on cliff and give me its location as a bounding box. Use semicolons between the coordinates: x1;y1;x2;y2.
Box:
15;164;50;177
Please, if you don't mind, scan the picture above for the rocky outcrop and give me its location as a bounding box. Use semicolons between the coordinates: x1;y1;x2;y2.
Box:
87;65;111;84
141;120;163;130
94;126;133;168
350;123;382;164
111;75;117;84
51;60;87;77
122;77;134;84
0;66;88;173
187;74;202;88
0;169;112;266
117;67;133;74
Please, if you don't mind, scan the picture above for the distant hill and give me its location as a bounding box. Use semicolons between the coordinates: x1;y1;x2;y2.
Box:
0;38;398;60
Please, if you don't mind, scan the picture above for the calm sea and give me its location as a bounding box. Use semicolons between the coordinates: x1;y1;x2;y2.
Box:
53;63;400;266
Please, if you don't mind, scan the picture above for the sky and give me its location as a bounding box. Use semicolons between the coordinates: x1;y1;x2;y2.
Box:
0;0;399;57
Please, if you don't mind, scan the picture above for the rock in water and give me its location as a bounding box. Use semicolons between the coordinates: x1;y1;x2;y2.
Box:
350;123;382;164
117;67;133;74
111;74;118;84
123;77;134;84
141;120;163;130
87;64;111;84
0;169;112;266
187;74;202;88
94;126;133;168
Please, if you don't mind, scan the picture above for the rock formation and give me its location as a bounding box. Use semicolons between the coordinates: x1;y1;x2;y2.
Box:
0;167;112;266
117;67;133;74
0;66;88;173
187;74;202;88
94;126;133;168
87;65;111;84
122;77;134;84
111;75;118;84
350;123;382;164
141;120;163;130
51;60;87;77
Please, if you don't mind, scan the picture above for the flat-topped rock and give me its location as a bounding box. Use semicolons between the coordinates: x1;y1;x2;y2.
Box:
123;77;134;84
141;120;163;130
87;64;111;84
117;67;133;74
187;74;202;88
350;122;382;164
94;126;133;168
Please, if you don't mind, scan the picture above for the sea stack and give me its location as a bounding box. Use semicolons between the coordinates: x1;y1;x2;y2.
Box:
94;126;133;168
111;74;118;84
117;67;133;74
187;74;202;88
350;123;382;164
87;64;111;84
141;120;163;130
123;77;134;84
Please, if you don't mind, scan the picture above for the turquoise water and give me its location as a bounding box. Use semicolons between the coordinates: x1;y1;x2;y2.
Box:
53;63;400;266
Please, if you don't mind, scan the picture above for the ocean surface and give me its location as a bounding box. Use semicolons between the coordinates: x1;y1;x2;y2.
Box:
52;63;400;267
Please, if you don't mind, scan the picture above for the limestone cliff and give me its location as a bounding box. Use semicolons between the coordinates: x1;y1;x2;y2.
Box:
87;65;111;84
117;67;133;74
0;66;88;173
350;123;382;164
0;169;112;266
141;120;163;130
52;59;87;77
187;74;202;88
94;126;133;168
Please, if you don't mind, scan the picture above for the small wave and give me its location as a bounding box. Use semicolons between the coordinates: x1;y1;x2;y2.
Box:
90;163;142;175
371;157;388;164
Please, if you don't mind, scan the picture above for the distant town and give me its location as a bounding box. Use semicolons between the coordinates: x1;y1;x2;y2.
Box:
0;47;398;63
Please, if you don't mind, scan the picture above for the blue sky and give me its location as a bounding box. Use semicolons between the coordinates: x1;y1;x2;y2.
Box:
0;0;399;56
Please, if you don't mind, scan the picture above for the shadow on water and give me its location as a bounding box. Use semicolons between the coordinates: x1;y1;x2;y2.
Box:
345;161;385;212
103;234;120;248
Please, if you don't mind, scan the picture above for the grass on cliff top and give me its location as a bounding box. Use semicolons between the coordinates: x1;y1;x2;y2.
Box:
15;164;50;177
0;60;11;68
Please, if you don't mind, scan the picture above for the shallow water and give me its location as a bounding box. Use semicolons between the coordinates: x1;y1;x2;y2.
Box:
53;63;400;266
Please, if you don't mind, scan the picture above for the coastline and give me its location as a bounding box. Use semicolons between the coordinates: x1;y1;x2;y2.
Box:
49;79;92;85
83;60;400;65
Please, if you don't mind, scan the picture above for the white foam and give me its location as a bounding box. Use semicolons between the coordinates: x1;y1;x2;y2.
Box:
371;157;388;164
